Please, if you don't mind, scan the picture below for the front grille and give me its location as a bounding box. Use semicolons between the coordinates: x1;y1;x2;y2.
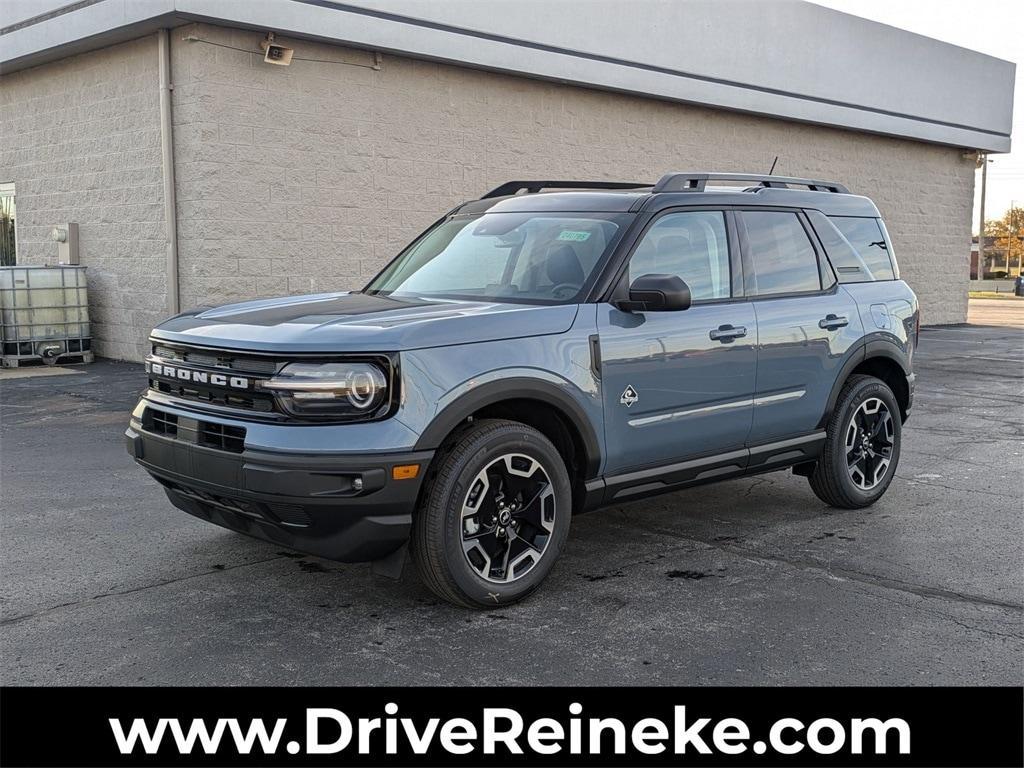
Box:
141;407;247;454
149;379;276;413
149;342;280;414
198;421;246;453
152;344;279;375
143;408;178;437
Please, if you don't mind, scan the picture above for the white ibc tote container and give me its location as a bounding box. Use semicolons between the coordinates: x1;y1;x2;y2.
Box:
0;266;93;367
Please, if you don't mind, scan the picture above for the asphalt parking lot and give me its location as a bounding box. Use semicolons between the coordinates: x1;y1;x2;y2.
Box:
2;299;1022;686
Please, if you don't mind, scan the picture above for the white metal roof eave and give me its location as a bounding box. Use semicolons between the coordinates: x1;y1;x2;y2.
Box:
0;0;176;69
0;0;1013;154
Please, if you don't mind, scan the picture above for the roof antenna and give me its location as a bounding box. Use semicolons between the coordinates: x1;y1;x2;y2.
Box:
768;155;779;175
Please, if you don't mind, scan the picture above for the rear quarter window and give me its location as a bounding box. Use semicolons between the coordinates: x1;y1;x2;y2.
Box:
828;215;896;281
806;210;873;283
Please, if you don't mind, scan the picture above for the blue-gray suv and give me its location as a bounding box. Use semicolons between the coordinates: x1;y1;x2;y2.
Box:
127;172;918;607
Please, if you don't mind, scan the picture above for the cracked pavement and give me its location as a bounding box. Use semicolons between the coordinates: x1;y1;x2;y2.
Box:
1;299;1021;685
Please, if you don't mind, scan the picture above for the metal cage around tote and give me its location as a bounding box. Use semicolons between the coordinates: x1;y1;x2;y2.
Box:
0;265;93;367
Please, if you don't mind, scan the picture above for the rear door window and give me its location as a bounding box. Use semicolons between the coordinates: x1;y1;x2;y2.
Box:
739;211;821;296
829;216;895;280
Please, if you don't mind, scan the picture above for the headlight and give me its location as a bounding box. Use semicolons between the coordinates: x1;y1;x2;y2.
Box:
261;361;390;418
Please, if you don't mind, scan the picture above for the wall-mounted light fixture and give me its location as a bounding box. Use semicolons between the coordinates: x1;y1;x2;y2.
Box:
260;32;293;66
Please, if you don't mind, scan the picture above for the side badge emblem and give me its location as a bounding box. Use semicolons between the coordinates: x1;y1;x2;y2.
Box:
620;385;639;408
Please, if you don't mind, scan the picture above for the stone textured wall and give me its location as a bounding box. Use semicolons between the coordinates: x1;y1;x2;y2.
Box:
0;37;167;361
1;23;976;363
171;23;974;327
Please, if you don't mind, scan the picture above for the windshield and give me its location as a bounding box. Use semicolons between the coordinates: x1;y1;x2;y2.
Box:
364;212;632;304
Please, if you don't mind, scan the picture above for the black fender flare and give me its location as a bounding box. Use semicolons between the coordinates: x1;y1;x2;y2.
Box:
413;377;602;479
819;337;911;428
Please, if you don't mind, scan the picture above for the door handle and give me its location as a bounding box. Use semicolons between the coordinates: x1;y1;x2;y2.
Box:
709;324;747;342
819;314;849;330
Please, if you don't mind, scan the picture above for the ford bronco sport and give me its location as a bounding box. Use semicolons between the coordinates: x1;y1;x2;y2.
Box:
127;172;917;608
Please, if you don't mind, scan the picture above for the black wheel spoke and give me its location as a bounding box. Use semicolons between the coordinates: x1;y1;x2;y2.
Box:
485;470;508;504
463;523;496;542
472;493;499;522
514;486;548;526
521;481;549;511
501;472;535;501
846;445;859;467
476;529;505;559
514;516;548;551
494;538;513;580
855;454;868;477
506;534;536;560
863;452;876;480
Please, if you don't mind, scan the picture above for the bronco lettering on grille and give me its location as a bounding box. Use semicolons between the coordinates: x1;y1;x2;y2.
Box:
147;362;250;390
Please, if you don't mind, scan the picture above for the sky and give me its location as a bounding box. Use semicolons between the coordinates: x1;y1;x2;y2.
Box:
811;0;1023;230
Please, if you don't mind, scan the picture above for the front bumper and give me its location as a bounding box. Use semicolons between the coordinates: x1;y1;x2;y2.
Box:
126;410;432;562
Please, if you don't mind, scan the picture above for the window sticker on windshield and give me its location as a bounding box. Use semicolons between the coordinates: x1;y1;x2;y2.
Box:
557;230;592;242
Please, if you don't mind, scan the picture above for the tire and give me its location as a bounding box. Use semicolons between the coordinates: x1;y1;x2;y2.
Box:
809;375;902;509
410;419;572;608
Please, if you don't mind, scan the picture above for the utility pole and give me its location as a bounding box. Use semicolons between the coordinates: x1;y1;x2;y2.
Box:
1005;197;1013;276
977;153;988;281
1012;200;1021;278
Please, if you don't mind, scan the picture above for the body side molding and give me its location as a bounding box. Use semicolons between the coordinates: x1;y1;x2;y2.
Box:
600;431;826;506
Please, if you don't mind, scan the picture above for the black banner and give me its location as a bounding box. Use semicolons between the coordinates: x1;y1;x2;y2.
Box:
2;686;1021;767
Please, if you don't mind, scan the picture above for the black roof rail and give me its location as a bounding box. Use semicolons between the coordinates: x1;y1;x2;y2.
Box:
652;173;849;194
481;180;651;199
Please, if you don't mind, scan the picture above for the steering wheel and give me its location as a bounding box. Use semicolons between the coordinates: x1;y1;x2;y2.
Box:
550;283;582;300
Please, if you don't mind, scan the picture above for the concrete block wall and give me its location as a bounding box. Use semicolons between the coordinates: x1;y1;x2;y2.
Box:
1;24;977;363
0;37;167;360
171;23;974;327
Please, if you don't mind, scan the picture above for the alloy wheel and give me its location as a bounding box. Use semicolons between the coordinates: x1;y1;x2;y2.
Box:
460;453;555;583
845;397;895;490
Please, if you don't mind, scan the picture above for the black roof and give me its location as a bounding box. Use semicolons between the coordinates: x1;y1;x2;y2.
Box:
456;173;881;218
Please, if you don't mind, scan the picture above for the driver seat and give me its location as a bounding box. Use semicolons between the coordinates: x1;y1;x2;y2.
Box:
545;244;585;287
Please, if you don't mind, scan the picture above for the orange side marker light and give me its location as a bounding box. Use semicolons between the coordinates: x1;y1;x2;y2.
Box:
392;464;420;480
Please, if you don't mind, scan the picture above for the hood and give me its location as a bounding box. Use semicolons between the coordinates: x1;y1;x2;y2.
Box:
150;292;579;353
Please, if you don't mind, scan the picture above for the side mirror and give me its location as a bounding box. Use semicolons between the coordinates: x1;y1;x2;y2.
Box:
616;273;691;312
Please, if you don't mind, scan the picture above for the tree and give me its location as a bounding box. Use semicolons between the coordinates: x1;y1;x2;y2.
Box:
985;206;1024;277
0;194;14;267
